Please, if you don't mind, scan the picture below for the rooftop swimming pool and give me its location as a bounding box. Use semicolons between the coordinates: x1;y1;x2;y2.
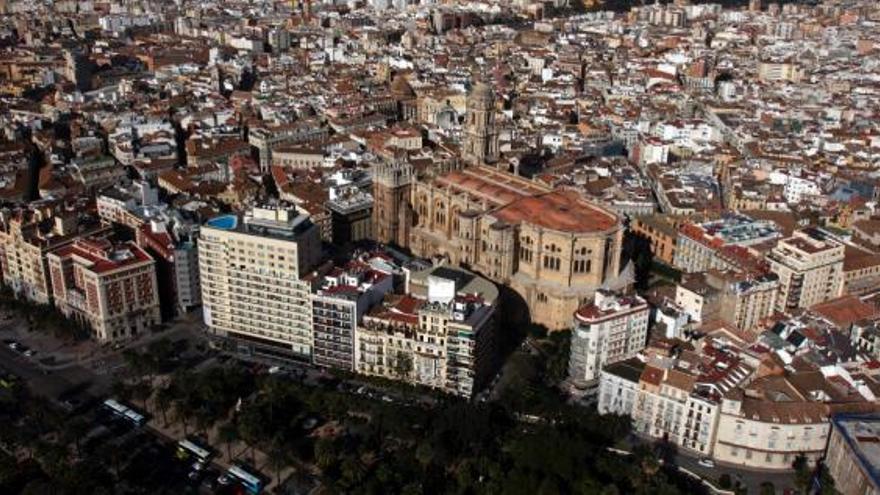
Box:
206;215;238;230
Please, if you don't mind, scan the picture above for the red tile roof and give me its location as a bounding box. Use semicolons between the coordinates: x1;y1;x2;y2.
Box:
53;238;153;274
811;295;880;329
494;189;618;233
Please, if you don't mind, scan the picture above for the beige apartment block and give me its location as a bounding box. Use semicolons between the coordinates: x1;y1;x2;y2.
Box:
0;204;108;304
199;206;322;361
355;265;498;397
768;229;844;314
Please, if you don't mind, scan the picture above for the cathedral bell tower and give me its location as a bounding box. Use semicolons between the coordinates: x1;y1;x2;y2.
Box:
372;160;414;249
462;80;499;166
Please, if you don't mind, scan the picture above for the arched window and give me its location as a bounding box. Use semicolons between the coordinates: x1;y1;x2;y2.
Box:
543;255;560;270
520;236;534;262
434;201;446;225
574;247;593;273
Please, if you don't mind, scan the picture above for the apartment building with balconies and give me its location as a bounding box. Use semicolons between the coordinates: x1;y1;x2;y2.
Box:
768;229;844;314
199;205;322;362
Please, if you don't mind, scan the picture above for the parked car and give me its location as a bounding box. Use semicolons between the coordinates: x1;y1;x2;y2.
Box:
698;458;715;468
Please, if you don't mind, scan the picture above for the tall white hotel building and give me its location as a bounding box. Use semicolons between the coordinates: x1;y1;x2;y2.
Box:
199;206;321;362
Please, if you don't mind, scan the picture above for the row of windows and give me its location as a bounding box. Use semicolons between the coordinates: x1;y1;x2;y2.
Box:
518;249;593;273
543;256;561;270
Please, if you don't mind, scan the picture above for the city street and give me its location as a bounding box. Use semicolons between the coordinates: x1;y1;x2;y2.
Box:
622;434;797;494
0;344;80;399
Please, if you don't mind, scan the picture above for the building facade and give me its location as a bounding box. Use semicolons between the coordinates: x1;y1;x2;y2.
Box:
673;215;780;274
199;206;322;362
768;229;844;314
568;290;649;393
327;190;373;247
47;238;160;342
248;120;328;173
714;391;830;470
137;221;201;318
597;358;644;416
675;270;778;331
0;205;108;304
355;265;498;397
409;165;624;330
631;214;680;265
826;414;880;495
598;337;754;458
311;263;393;370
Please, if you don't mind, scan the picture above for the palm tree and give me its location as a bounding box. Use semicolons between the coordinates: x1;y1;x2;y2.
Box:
173;398;194;436
62;417;90;458
121;349;147;377
194;408;213;436
98;441;122;479
266;436;290;488
217;422;239;462
154;386;173;427
131;381;152;414
314;437;338;471
34;440;68;478
340;456;366;488
237;409;264;466
260;377;287;424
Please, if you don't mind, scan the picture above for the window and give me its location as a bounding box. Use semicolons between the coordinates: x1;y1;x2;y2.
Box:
543;255;560;270
520;236;533;263
574;247;592;273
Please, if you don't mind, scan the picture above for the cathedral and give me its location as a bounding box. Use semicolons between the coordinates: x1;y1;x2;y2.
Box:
373;78;625;331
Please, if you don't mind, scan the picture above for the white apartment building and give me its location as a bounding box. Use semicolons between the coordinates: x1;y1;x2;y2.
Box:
199;206;322;362
598;337;754;458
355;266;498;398
568;290;649;394
767;229;844;314
714;390;830;470
311;262;393;371
597;359;643;416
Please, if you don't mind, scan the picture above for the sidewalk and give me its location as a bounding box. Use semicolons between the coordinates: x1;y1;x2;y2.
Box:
3;316;200;373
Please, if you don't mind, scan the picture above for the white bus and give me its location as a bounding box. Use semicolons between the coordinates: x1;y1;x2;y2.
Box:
177;439;211;461
227;464;262;494
103;399;145;426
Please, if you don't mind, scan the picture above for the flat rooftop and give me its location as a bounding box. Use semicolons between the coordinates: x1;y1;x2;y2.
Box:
832;414;880;491
204;208;314;241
